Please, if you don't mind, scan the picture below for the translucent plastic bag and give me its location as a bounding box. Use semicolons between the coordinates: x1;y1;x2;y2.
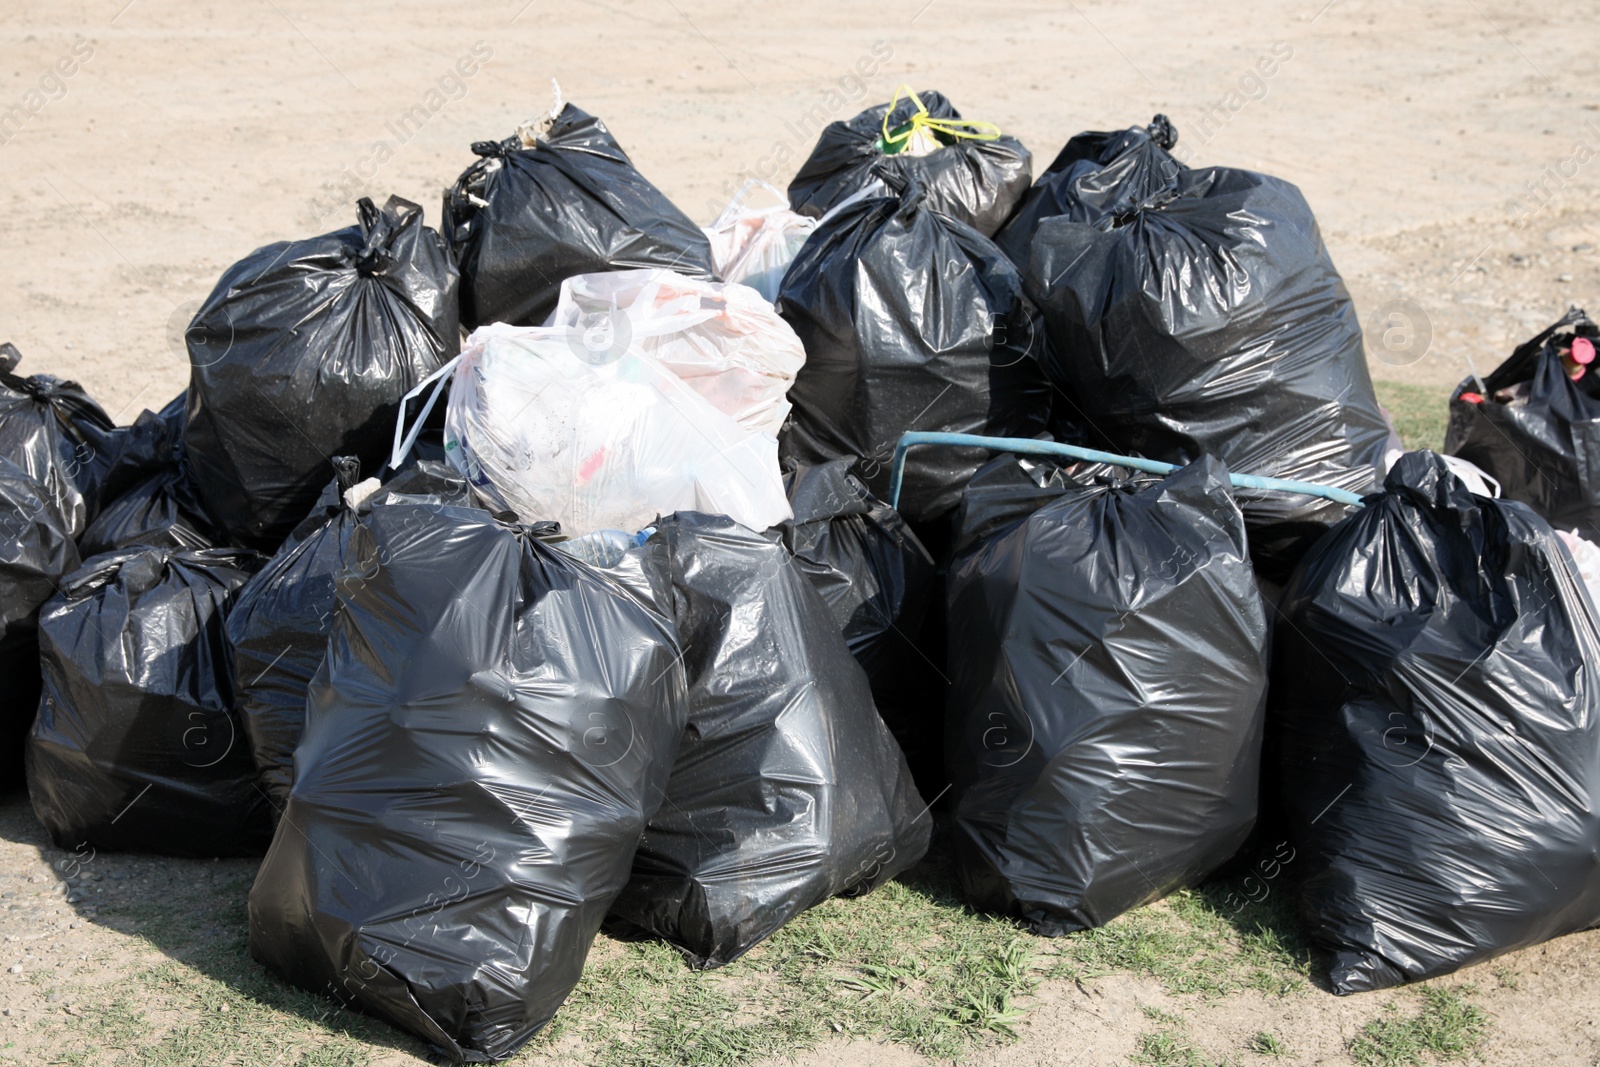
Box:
702;181;817;303
545;269;804;436
418;324;792;538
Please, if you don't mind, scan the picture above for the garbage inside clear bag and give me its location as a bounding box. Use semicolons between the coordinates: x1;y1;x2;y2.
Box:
544;269;805;436
702;180;818;303
431;323;792;539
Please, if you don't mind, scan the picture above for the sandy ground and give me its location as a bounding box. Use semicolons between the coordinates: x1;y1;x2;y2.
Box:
4;1;1600;1064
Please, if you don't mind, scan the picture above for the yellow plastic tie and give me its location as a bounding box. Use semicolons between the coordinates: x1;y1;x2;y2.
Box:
878;85;1003;153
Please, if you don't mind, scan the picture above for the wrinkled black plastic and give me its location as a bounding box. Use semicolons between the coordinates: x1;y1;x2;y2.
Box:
993;115;1180;267
183;196;460;551
248;503;688;1062
946;454;1267;935
776;177;1053;523
0;343;116;536
228;457;479;818
0;459;80;776
775;460;939;785
225;458;364;818
1444;308;1600;540
609;513;930;968
80;393;216;557
788;90;1032;238
1273;451;1600;994
444;104;715;329
1016;120;1388;575
27;545;270;856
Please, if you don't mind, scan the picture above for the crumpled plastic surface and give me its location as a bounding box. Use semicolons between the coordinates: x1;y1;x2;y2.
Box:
0;343;117;537
945;454;1267;935
608;512;930;968
183;195;460;551
1015;118;1388;576
0;458;80;775
776;175;1053;523
225;458;364;819
774;460;938;784
248;503;688;1062
1444;307;1600;540
545;269;805;436
80;393;217;557
444;323;792;538
993;114;1180;266
1557;528;1600;605
444;103;715;330
787;90;1032;238
227;457;478;819
27;545;270;856
702;180;817;302
1272;450;1600;994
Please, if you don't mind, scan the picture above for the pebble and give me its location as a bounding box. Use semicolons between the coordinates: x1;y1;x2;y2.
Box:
7;966;19;975
1558;273;1574;282
68;922;78;930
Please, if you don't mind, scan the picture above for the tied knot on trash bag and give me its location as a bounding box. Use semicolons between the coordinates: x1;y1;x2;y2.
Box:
353;197;406;277
1146;112;1178;150
876;84;1002;157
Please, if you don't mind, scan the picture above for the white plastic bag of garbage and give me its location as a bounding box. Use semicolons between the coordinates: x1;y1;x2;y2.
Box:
422;323;792;538
702;181;818;303
546;268;805;436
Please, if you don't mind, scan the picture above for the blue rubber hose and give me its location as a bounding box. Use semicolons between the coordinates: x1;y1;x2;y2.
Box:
886;432;1368;511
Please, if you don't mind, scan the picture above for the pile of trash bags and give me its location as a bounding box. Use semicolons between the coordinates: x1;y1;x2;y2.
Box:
8;85;1600;1062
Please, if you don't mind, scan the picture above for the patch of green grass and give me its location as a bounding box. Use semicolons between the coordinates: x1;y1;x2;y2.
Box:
1130;1028;1227;1067
1054;884;1312;1000
1372;379;1452;452
1247;1029;1287;1056
1349;985;1490;1066
551;853;1043;1066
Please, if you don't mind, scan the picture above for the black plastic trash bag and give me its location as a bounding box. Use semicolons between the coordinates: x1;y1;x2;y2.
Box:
227;457;479;819
248;503;688;1062
775;460;939;784
444;103;715;330
1017;119;1388;575
0;459;81;777
94;392;187;509
776;174;1052;523
225;458;364;818
0;343;117;536
78;469;215;558
994;113;1180;267
183;195;460;551
788;89;1031;239
1444;307;1600;541
608;512;930;968
79;394;217;557
27;545;270;856
946;454;1268;935
80;392;213;556
1271;451;1600;994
